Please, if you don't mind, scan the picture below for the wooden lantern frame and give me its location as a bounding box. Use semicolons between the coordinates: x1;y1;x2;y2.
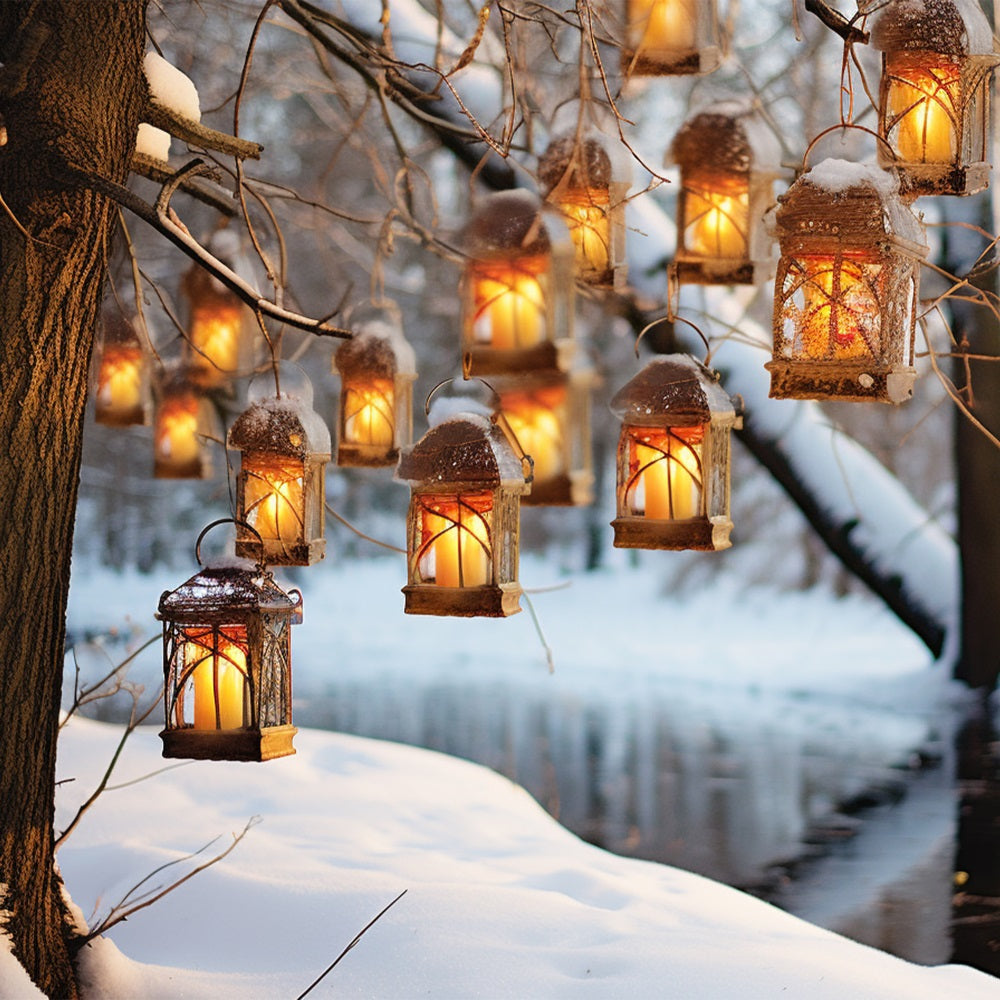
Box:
153;364;215;479
156;521;301;762
871;0;998;198
460;190;575;378
94;312;150;427
621;0;721;77
395;413;531;617
668;102;781;285
228;371;331;566
610;356;739;551
767;160;928;404
334;304;416;467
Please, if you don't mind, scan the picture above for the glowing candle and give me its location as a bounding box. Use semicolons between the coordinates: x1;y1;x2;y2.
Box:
343;382;395;447
97;348;143;419
502;393;565;483
155;398;201;468
888;60;959;164
632;0;698;54
425;501;491;587
472;264;546;350
186;633;246;730
632;430;701;520
563;198;611;275
191;303;243;376
244;464;304;544
686;187;749;259
799;258;876;361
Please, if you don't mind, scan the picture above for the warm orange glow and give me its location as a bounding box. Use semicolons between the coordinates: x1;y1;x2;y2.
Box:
419;495;492;587
183;628;247;730
627;427;703;520
97;346;143;419
155;397;201;469
243;461;304;545
562;196;611;275
797;257;878;361
191;303;243;379
471;261;547;350
343;381;395;448
887;57;960;164
685;185;749;259
501;388;566;484
630;0;697;53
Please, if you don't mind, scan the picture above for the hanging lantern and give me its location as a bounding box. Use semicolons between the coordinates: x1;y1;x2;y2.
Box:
153;364;214;479
461;190;575;378
93;312;149;426
228;366;331;566
495;364;595;507
668;101;782;285
395;412;531;617
621;0;721;77
156;521;301;761
871;0;998;198
611;355;740;551
333;302;416;467
767;159;928;403
537;113;630;289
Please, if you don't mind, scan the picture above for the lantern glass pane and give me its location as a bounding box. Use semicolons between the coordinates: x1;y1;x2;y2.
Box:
623;426;704;520
628;0;698;58
561;191;611;276
242;459;306;549
175;625;249;731
96;344;144;423
191;300;244;380
884;53;961;165
501;385;568;486
342;379;396;448
413;492;494;587
470;257;549;350
259;611;292;728
682;177;750;260
155;394;202;474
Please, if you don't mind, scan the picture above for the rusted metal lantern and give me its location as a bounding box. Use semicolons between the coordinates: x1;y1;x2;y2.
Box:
228;366;331;567
537;108;630;289
461;190;575;378
668;101;782;285
395;412;531;617
871;0;998;198
621;0;721;77
94;312;149;427
611;355;740;551
333;302;416;467
153;364;214;479
156;521;301;762
495;364;595;507
767;159;928;404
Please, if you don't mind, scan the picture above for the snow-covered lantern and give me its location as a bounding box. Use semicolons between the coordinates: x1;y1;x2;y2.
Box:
495;364;595;507
461;190;575;378
94;312;149;426
228;366;330;566
395;412;531;617
871;0;998;198
621;0;721;77
156;521;301;761
668;101;782;285
153;364;214;479
537;111;629;288
611;356;739;551
333;302;416;467
767;160;928;404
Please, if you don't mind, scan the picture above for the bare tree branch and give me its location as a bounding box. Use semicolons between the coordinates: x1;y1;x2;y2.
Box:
804;0;869;45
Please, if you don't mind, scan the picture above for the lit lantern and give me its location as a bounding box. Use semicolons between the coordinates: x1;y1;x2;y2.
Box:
871;0;998;197
93;313;149;426
156;524;301;761
494;364;595;507
668;101;782;285
228;366;331;566
395;412;531;617
621;0;721;77
767;159;928;403
333;302;416;467
611;356;740;551
153;365;214;479
461;190;575;378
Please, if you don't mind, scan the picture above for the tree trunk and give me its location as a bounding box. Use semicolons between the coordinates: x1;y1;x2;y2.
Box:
0;3;146;996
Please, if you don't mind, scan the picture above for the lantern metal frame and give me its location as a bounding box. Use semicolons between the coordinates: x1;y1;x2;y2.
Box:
620;0;721;78
610;355;740;551
871;0;999;198
156;520;301;762
153;363;215;479
395;413;531;617
460;190;575;378
668;101;782;286
94;312;150;427
767;159;928;404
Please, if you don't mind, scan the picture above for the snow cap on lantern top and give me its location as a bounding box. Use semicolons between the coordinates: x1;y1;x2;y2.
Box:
869;0;995;56
335;301;417;378
157;560;299;621
668;100;782;175
395;412;529;490
539;99;633;195
610;355;736;428
464;190;563;259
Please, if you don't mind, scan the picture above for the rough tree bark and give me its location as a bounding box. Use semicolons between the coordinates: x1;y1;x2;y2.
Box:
0;3;147;996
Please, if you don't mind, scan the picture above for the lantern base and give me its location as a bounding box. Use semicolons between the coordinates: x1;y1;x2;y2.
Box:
611;515;732;552
402;582;523;618
96;404;148;427
765;359;916;404
463;339;575;378
160;724;298;762
621;45;720;78
880;157;991;199
336;443;400;468
235;537;326;567
155;457;208;479
522;470;594;507
671;257;775;287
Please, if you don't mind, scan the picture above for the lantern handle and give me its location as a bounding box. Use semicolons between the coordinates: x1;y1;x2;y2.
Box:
194;517;268;573
636;312;711;364
801;123;897;172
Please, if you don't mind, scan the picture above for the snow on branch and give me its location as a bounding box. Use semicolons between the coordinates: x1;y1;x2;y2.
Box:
143;96;264;161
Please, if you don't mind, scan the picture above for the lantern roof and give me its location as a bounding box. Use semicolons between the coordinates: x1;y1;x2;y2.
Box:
100;311;143;348
395;412;529;490
610;355;736;428
463;190;557;259
870;0;995;57
229;367;331;457
336;306;417;378
669;100;782;174
157;558;300;619
538;135;613;194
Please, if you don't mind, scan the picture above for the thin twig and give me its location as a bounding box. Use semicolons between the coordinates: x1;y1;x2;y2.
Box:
325;502;406;554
